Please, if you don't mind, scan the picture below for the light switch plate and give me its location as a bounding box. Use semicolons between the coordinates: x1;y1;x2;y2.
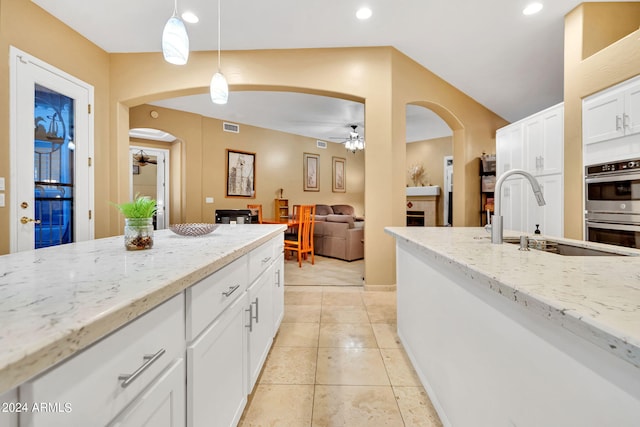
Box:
205;197;214;204
0;194;5;207
0;177;4;191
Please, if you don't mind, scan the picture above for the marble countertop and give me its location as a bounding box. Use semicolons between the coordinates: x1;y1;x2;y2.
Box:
385;227;640;369
0;224;286;394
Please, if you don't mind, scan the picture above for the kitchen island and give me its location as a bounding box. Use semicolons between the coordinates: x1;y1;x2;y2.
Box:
0;224;286;426
385;227;640;427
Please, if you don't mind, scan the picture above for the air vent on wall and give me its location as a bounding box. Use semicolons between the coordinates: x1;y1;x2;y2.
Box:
316;140;328;149
223;122;240;133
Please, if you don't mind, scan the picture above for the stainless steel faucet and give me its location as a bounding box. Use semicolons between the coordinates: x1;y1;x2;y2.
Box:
490;169;546;244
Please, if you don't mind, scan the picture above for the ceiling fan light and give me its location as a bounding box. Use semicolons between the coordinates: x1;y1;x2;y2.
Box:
162;16;189;65
210;72;229;105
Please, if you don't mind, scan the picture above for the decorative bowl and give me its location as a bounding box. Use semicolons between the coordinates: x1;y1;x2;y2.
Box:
169;223;219;237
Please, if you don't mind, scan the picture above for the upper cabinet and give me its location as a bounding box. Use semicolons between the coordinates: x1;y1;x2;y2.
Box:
523;106;564;176
583;75;640;165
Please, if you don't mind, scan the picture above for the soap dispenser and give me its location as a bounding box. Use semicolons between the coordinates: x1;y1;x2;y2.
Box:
534;224;541;235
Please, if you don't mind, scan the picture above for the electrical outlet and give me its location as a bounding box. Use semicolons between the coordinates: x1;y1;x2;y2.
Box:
205;197;214;204
0;194;5;207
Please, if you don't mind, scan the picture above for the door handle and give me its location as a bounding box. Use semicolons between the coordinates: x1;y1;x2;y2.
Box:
20;216;41;224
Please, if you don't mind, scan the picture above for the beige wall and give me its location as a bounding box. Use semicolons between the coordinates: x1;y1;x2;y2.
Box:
130;104;365;223
564;3;640;239
0;0;111;255
406;137;453;225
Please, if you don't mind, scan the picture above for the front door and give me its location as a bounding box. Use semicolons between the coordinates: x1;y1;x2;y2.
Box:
10;47;94;252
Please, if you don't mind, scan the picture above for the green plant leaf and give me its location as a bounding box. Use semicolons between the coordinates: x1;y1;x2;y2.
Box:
112;194;157;218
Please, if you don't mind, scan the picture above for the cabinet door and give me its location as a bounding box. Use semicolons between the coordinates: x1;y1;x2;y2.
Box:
525;174;563;238
187;293;248;427
524;105;563;176
272;254;285;333
247;265;274;392
108;359;185;427
625;82;640;136
496;124;523;176
583;88;625;145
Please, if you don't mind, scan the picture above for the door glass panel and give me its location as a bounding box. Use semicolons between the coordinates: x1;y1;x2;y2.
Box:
34;84;75;248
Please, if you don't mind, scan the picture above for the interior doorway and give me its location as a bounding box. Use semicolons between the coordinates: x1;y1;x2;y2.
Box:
129;146;170;229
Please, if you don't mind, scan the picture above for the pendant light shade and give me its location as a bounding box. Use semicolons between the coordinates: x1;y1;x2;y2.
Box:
210;0;229;104
210;72;229;104
162;1;189;65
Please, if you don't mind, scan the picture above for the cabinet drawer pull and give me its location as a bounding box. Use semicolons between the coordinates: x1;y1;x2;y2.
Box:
245;306;253;332
118;348;166;388
261;256;272;264
252;298;259;323
222;284;240;297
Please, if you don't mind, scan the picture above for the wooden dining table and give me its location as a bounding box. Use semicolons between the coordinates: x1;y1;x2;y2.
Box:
261;217;300;226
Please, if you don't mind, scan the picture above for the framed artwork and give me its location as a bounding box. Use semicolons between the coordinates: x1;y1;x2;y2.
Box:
132;165;140;175
226;149;256;198
303;152;320;192
332;156;346;192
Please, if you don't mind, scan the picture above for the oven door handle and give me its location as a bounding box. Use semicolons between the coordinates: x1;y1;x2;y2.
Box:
585;173;640;184
586;221;640;232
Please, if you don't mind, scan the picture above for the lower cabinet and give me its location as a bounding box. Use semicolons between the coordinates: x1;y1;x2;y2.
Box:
187;293;248;427
246;263;275;392
108;359;186;427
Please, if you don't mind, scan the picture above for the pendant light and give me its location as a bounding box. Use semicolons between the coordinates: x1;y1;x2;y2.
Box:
210;0;229;104
162;0;190;65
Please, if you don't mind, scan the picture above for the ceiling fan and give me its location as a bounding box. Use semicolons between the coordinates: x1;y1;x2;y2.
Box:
330;124;365;153
133;149;158;166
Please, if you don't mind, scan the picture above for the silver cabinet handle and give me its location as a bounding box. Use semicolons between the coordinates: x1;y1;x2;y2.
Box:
252;297;259;323
222;284;240;297
616;115;622;131
275;270;281;287
261;256;271;264
623;113;630;130
118;349;165;388
245;306;253;332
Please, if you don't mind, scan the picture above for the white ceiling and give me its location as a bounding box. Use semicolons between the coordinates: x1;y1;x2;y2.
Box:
33;0;633;143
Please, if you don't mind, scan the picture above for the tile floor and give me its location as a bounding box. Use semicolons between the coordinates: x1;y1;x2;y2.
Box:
238;256;442;427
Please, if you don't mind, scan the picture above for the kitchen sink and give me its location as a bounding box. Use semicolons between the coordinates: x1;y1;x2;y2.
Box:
502;237;635;256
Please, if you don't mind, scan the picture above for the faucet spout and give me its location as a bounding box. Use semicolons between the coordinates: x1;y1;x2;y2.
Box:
491;169;546;244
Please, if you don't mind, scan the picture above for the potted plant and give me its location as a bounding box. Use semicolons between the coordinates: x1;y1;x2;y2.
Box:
113;194;157;250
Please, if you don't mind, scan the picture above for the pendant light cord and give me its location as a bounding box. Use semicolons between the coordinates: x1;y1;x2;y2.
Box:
217;0;222;71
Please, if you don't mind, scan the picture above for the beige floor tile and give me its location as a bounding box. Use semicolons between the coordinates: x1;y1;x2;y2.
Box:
393;386;443;427
372;323;402;348
322;290;364;306
259;347;317;384
318;323;378;348
363;290;397;306
381;348;422;386
274;323;319;347
285;288;323;305
283;304;322;323
312;385;404;427
285;256;364;287
366;304;397;323
239;384;314;427
316;348;389;385
320;305;369;323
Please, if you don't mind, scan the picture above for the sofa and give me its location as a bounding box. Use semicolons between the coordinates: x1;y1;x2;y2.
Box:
313;204;364;261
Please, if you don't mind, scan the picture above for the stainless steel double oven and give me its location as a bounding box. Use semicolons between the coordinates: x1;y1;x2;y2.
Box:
585;158;640;248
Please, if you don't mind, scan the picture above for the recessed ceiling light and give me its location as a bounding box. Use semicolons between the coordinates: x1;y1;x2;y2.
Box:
181;11;199;24
356;7;372;20
522;2;543;15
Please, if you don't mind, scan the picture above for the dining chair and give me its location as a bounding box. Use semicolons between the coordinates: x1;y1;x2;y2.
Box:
247;204;263;224
284;204;315;267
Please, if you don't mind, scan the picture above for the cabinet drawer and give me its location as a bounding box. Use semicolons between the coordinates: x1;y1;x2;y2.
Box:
21;294;185;427
249;238;280;284
186;256;248;341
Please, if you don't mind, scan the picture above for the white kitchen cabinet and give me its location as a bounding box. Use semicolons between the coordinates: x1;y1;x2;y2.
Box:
583;75;640;165
108;359;185;427
496;103;564;237
187;293;248;427
246;263;275;392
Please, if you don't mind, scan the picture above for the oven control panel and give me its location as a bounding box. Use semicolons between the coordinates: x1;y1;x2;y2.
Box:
586;159;640;176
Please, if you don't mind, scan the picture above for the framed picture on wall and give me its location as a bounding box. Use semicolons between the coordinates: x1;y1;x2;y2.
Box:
303;152;320;192
132;165;140;175
226;149;256;198
332;156;346;192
